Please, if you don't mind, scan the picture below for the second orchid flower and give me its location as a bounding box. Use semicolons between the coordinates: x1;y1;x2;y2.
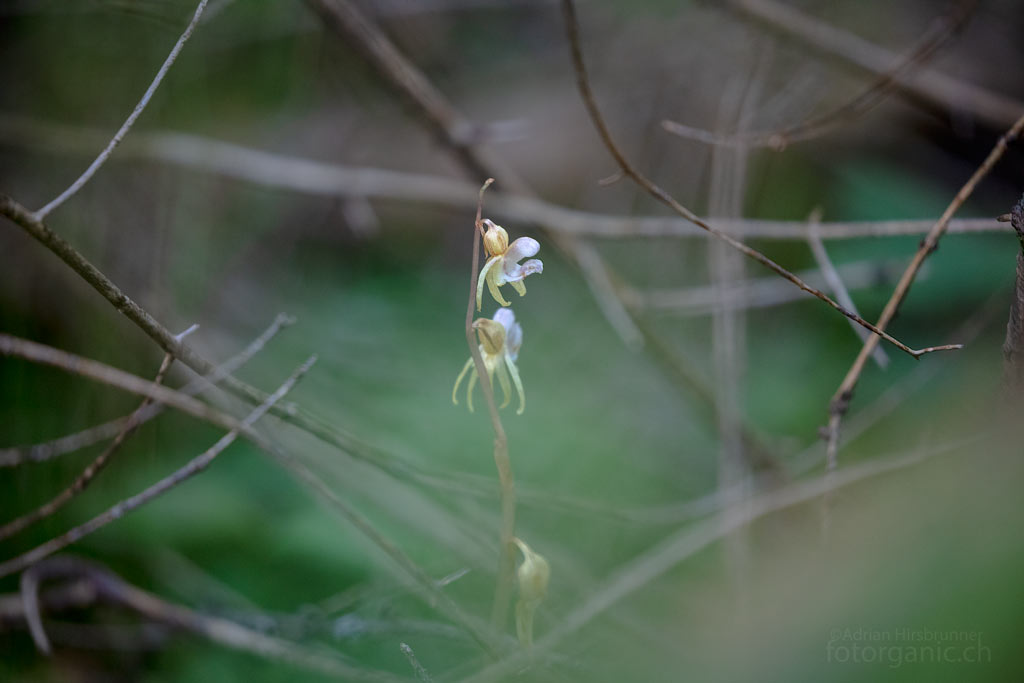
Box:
453;307;526;414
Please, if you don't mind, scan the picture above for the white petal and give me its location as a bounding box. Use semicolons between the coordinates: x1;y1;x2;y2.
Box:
503;258;543;282
505;322;522;361
505;237;540;263
493;307;516;332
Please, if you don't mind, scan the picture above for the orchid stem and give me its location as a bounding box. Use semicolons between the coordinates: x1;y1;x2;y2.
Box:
464;179;518;630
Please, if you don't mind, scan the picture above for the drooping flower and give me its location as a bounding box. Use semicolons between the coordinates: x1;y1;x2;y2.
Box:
476;219;543;311
452;308;526;414
513;536;550;649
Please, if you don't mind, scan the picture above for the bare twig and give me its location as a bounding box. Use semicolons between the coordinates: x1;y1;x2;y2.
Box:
707;73;760;590
0;313;294;468
663;0;980;150
0;353;176;541
724;0;1024;130
999;199;1024;391
33;0;209;220
559;0;961;361
0;117;1010;241
0;193;472;501
825;111;1024;469
0;334;272;440
265;452;504;658
806;211;889;369
10;557;403;681
0;339;504;654
0;356;316;580
626;259;906;315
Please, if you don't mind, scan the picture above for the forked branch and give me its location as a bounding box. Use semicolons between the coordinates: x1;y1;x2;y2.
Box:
825;111;1024;468
0;355;317;580
559;0;960;361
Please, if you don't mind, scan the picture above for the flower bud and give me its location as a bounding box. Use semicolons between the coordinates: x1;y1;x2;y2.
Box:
515;538;550;604
473;318;506;355
513;537;549;648
481;219;509;258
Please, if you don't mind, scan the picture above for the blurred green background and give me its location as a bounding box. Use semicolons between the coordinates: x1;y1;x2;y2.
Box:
2;0;1023;681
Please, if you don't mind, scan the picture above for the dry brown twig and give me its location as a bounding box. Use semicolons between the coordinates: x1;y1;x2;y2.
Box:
806;211;889;369
33;0;209;220
8;556;403;682
824;111;1024;470
663;0;980;150
724;0;1023;131
0;313;295;468
0;193;495;509
999;198;1024;391
0;116;1010;242
0;352;178;542
0;333;503;655
627;259;905;316
559;0;960;361
0;354;317;580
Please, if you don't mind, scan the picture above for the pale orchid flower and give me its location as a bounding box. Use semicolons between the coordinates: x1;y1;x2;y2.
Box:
476;219;543;310
452;307;526;414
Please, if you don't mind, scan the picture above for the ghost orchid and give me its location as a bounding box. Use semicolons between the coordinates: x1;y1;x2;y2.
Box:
452;308;526;414
476;219;543;310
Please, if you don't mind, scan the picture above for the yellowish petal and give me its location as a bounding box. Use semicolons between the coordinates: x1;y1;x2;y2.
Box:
496;360;513;409
510;279;526;297
477;257;500;311
452;357;475;406
466;370;478;413
487;264;511;307
506;356;526;415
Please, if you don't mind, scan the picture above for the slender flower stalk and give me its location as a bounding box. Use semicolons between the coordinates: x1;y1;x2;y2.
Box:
461;180;519;629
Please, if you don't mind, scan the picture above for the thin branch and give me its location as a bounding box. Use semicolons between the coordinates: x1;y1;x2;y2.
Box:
999;199;1024;391
0;333;270;440
0;118;1010;241
0;193;464;503
626;259;905;315
265;452;504;658
806;212;889;369
559;0;961;361
305;0;514;191
662;0;980;150
825;111;1024;469
460;439;961;683
724;0;1024;130
10;557;403;682
0;313;294;468
0;340;502;654
33;0;209;220
0;356;316;581
0;353;176;541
